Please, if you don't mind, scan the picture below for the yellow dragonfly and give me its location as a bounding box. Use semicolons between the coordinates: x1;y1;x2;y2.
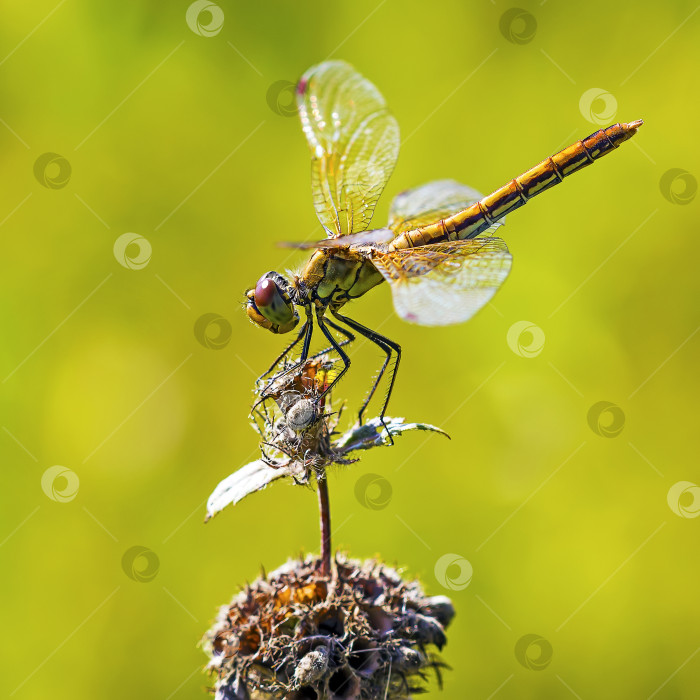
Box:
246;60;642;426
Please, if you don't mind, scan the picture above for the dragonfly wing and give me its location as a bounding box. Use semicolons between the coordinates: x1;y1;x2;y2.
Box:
297;61;400;237
388;179;504;236
371;238;511;326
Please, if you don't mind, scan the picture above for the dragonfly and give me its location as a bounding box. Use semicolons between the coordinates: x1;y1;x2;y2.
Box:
246;60;642;428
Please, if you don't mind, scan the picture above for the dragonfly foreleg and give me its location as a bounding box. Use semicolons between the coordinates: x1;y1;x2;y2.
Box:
301;334;354;365
256;320;308;386
331;310;402;444
255;308;314;409
315;312;351;402
308;316;355;359
290;317;355;368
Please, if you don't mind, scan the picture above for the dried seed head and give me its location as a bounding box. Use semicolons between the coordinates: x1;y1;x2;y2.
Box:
204;555;453;699
249;356;342;484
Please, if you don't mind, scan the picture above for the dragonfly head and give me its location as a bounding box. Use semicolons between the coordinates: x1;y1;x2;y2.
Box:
246;271;299;334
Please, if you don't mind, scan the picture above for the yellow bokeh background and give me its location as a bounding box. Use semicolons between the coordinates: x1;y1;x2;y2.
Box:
1;1;699;698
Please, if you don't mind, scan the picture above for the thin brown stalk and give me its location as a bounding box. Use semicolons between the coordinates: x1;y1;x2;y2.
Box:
317;472;331;577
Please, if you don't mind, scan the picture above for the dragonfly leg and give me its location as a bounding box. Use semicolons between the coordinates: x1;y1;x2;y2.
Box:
324;316;356;343
257;320;308;385
255;308;314;409
320;317;356;353
315;312;351;402
331;310;401;443
298;307;314;360
303;318;356;363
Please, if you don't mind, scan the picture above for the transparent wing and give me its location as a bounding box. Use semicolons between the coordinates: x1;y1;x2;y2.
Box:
388;179;504;236
371;238;511;326
297;61;400;237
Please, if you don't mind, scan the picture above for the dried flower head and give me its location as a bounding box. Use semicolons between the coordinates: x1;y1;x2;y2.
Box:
205;356;447;521
251;356;348;481
204;554;454;700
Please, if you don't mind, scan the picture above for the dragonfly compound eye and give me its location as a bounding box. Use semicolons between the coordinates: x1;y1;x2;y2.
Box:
246;273;299;334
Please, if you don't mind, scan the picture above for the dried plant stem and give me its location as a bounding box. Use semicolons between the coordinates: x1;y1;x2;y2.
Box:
317;471;331;577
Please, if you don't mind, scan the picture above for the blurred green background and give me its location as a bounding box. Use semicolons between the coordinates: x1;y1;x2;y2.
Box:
2;1;699;698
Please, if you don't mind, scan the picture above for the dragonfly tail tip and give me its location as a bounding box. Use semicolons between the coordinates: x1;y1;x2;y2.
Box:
628;118;643;130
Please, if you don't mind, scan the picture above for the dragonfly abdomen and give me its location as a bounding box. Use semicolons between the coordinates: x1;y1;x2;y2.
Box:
390;120;642;251
459;120;643;238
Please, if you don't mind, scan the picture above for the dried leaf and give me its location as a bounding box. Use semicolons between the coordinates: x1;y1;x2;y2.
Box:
206;460;286;521
335;417;449;454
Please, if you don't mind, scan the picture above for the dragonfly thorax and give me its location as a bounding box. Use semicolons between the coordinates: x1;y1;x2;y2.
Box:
301;249;384;309
246;271;299;334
